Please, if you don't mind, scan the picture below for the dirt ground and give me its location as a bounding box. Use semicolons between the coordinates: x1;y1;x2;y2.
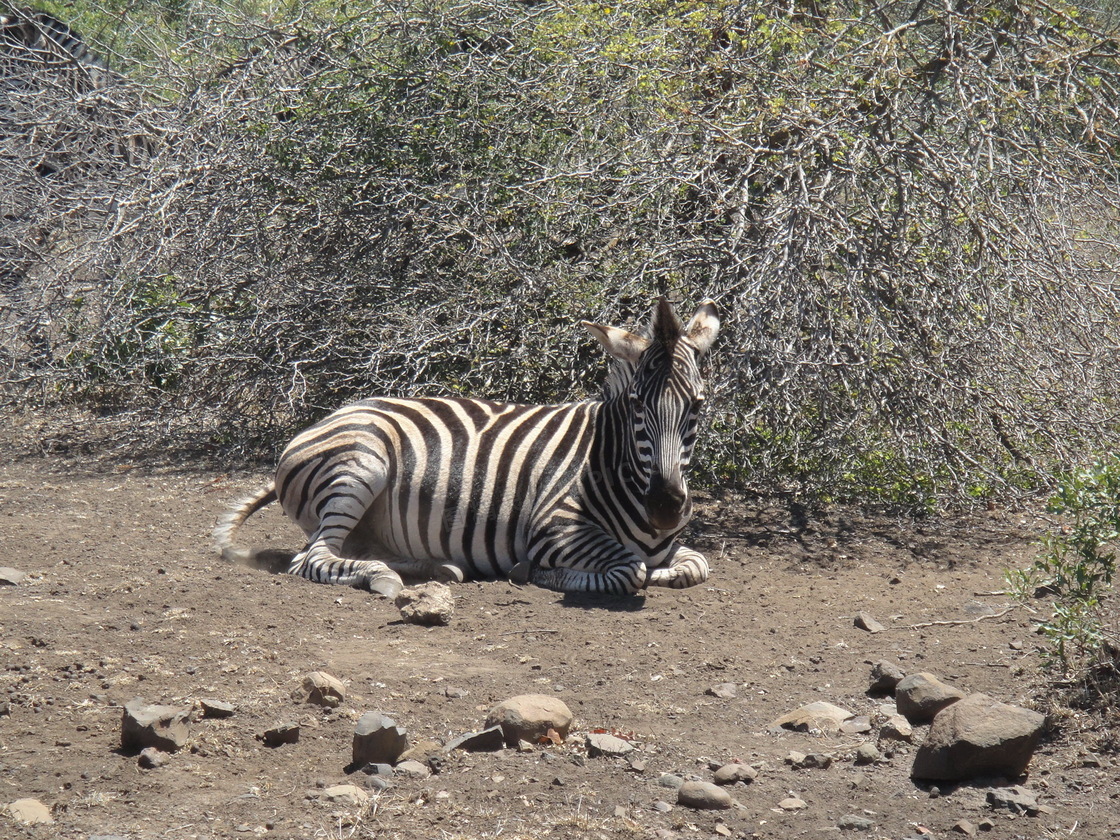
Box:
1;451;1117;840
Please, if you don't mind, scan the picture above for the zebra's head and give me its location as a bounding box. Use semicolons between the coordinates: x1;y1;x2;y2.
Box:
584;298;720;533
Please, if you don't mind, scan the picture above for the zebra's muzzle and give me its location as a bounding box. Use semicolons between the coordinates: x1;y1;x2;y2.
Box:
645;476;689;532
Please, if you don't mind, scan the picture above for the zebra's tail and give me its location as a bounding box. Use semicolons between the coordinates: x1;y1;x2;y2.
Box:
213;483;293;572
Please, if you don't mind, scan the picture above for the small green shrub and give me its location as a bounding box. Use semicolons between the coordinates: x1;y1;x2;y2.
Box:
1009;459;1120;671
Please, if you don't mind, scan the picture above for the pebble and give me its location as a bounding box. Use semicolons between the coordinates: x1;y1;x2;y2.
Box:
445;725;504;752
0;567;28;586
713;762;757;785
677;780;733;810
952;819;977;835
854;743;881;765
706;683;738;699
262;723;300;747
658;773;685;789
779;796;807;810
318;784;369;807
854;611;885;633
138;747;169;769
199;698;236;719
294;672;346;708
585;732;634;757
353;712;409;765
395;582;454;625
838;814;876;831
6;798;52;825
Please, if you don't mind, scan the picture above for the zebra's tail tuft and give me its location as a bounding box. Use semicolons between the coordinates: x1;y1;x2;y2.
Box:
213;483;282;568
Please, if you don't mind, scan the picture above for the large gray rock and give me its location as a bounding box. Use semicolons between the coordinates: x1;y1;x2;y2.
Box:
445;725;505;752
352;712;409;766
485;694;573;746
585;732;635;757
895;672;965;723
121;698;190;753
911;693;1046;781
713;762;757;785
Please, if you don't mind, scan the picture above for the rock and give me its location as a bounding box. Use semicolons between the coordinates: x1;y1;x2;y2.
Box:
896;673;966;723
838;814;876;831
294;672;346;708
360;763;394;777
484;694;573;746
952;819;977;835
713;762;757;785
911;694;1046;781
854;612;885;633
658;773;685;789
585;732;635;757
841;715;873;734
706;683;738;699
986;785;1040;815
445;726;505;752
778;796;807;811
676;780;733;810
399;739;443;764
0;567;27;586
6;798;52;825
651;800;673;813
771;701;854;734
138;747;169;769
199;698;236;719
319;785;370;807
394;759;430;778
121;697;190;753
394;582;454;626
353;712;409;765
854;743;881;765
868;660;906;694
262;723;300;747
880;714;914;742
786;751;832;770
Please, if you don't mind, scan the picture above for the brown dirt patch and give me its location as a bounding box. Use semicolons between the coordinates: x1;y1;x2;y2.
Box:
1;456;1114;839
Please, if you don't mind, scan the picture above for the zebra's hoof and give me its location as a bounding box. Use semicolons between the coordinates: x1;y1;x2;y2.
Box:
508;562;531;585
366;573;405;600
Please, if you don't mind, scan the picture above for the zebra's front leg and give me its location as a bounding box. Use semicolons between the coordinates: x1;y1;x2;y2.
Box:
646;545;709;589
288;543;406;598
525;527;649;595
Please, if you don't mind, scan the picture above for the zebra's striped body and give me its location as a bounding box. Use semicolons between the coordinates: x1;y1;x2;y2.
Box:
215;298;719;596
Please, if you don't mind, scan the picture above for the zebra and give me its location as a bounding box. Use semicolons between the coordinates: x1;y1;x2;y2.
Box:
214;298;720;596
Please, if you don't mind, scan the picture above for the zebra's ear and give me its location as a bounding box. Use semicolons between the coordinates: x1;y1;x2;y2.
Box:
582;321;651;365
684;299;720;356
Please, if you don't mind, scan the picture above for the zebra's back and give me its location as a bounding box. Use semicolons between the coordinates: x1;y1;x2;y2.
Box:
274;396;599;579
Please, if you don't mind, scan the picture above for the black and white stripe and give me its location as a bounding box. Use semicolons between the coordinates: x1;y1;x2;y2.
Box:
215;298;720;596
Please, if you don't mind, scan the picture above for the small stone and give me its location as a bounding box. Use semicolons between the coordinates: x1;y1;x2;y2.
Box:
6;798;53;825
881;714;914;742
651;800;673;812
1009;640;1024;651
676;780;733;810
0;567;28;586
394;759;430;778
952;819;977;835
854;611;885;633
364;775;392;791
771;701;854;734
121;697;191;753
713;762;757;785
394;582;454;626
841;715;873;734
398;739;443;764
360;763;394;776
896;673;966;723
319;785;369;807
484;694;573;746
978;818;995;831
138;747;169;769
868;660;906;694
706;683;738;699
854;743;881;765
445;725;505;752
585;732;635;757
200;698;236;719
779;796;807;811
838;814;875;831
628;757;647;772
353;712;409;765
262;723;300;747
787;750;832;770
658;773;685;789
294;672;346;708
986;785;1040;815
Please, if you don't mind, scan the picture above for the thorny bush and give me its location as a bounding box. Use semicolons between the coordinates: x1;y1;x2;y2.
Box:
3;0;1120;507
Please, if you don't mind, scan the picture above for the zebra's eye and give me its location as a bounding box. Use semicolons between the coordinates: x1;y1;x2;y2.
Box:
628;392;645;410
